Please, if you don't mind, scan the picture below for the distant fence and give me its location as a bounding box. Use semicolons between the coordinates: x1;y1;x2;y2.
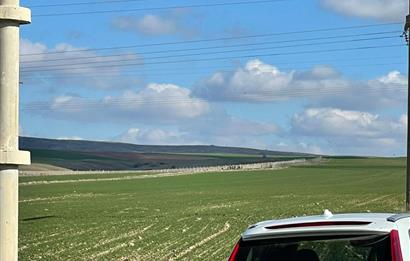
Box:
20;158;317;177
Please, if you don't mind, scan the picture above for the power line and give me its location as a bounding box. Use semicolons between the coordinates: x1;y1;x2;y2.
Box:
19;62;406;81
20;54;403;75
29;0;151;8
22;83;407;111
24;90;406;111
20;55;404;79
20;44;405;73
20;22;402;56
21;35;399;70
20;31;400;64
33;0;287;17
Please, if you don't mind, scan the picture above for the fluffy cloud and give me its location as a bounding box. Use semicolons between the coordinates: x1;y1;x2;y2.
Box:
181;107;279;137
193;60;294;102
292;108;406;137
291;108;407;155
275;141;324;155
112;12;196;37
30;83;209;123
57;136;84;141
20;39;142;90
179;110;280;148
115;116;279;148
109;100;279;147
193;59;407;110
113;15;178;36
320;0;407;22
115;128;188;145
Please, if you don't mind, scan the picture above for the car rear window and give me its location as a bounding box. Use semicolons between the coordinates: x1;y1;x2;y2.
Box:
232;234;391;261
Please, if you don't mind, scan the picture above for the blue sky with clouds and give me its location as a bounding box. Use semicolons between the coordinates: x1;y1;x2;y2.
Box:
19;0;408;156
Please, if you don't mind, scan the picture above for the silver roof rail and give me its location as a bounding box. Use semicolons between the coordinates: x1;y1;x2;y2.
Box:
387;213;410;222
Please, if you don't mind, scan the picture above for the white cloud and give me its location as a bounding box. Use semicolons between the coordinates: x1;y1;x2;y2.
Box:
110;105;279;147
180;111;280;149
112;12;197;37
182;106;279;137
193;59;407;110
31;83;210;124
115;117;279;148
194;59;294;102
113;15;178;36
56;136;84;141
320;0;407;22
20;39;142;90
298;143;324;155
115;128;187;145
109;104;279;146
292;108;406;137
291;107;407;156
377;71;407;85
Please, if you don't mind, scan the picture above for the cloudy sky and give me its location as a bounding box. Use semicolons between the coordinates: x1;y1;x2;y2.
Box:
19;0;408;156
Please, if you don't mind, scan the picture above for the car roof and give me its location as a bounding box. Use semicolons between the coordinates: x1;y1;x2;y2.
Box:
242;212;409;241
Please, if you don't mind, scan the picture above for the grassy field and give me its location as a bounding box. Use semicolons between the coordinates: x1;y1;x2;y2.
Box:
27;149;303;171
19;158;406;260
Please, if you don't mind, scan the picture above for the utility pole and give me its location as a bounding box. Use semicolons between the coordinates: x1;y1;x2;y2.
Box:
0;0;31;260
406;0;410;211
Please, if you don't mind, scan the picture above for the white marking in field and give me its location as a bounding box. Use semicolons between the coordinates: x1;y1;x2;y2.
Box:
21;219;130;255
176;217;190;222
93;224;153;249
192;201;249;213
20;173;198;186
21;230;72;246
88;224;153;259
90;242;129;259
197;236;230;259
168;222;230;260
139;223;199;260
18;245;28;251
356;194;392;207
21;226;98;254
19;193;101;203
162;225;171;232
210;240;236;258
198;224;209;234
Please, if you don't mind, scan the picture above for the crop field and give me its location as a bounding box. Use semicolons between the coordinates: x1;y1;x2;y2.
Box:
26;149;304;171
19;158;405;260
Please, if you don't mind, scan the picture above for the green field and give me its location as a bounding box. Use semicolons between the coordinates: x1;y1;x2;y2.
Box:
19;158;406;260
27;149;304;171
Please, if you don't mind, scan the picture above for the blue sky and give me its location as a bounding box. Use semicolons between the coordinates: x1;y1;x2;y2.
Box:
19;0;408;156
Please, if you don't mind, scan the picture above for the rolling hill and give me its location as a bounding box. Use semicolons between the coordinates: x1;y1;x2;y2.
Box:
19;137;315;171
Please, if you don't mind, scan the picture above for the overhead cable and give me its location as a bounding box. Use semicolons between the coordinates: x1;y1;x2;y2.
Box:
20;44;406;73
20;31;400;64
29;0;152;8
22;83;408;111
33;0;287;17
20;62;406;81
20;22;402;56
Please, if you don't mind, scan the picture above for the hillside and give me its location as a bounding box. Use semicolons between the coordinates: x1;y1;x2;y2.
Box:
20;137;310;156
19;137;315;171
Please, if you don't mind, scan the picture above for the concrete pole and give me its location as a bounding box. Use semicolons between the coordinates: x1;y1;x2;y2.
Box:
0;0;31;260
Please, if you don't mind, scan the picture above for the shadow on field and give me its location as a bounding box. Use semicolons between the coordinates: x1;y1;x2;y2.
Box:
21;215;58;222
